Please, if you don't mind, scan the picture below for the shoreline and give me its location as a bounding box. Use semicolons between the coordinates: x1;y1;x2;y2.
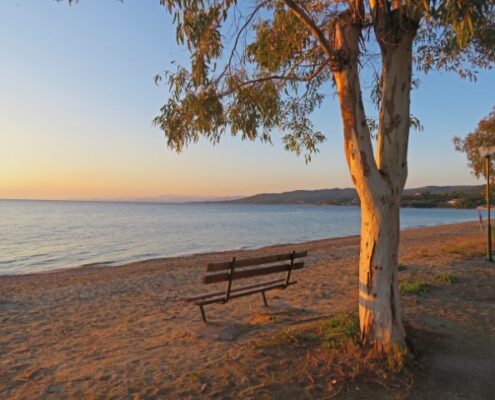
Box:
0;220;476;280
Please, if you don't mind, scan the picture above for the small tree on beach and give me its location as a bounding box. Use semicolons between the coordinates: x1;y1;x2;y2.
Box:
453;107;495;181
63;0;495;355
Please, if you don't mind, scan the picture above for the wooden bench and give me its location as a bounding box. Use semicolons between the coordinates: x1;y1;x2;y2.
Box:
185;251;308;322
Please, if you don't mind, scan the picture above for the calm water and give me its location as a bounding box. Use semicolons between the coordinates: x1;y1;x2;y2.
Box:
0;200;476;275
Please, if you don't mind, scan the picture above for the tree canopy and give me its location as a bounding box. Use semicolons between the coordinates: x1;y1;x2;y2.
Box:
453;107;495;180
150;1;495;160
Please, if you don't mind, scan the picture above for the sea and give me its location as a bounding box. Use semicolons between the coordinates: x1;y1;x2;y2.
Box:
0;200;477;275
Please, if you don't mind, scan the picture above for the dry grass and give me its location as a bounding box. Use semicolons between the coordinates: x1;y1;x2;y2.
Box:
418;247;430;257
442;244;466;255
440;237;484;258
248;313;414;398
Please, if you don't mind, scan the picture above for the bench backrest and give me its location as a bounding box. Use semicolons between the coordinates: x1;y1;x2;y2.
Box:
203;251;307;288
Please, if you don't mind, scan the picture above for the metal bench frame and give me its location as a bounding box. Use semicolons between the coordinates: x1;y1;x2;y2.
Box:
185;251;307;322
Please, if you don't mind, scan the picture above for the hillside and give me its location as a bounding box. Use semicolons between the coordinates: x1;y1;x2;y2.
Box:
227;185;485;208
229;188;358;205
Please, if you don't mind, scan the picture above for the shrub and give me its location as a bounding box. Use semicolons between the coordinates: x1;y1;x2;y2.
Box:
261;312;360;349
434;272;458;285
400;281;427;295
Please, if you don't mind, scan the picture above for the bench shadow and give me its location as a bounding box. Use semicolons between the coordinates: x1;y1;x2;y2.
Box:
192;303;321;343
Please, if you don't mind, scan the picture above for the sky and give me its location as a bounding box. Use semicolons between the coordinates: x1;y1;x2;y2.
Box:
1;0;494;201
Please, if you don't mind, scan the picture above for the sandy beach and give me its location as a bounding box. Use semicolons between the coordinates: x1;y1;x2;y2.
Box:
1;221;494;399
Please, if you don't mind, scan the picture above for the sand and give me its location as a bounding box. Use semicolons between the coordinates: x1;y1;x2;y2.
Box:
1;221;494;399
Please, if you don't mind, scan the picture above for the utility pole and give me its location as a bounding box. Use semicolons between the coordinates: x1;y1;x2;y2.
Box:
486;155;492;261
480;146;495;262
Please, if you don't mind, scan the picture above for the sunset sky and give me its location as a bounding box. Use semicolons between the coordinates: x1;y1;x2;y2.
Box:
1;0;494;200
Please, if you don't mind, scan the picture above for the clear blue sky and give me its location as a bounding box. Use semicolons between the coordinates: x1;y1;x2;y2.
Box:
1;0;494;200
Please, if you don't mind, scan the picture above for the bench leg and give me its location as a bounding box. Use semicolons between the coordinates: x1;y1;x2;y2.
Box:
199;305;207;323
261;291;268;307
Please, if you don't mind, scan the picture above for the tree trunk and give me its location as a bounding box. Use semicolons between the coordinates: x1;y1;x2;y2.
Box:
333;66;407;353
358;192;406;352
331;16;414;353
356;34;416;353
284;2;418;352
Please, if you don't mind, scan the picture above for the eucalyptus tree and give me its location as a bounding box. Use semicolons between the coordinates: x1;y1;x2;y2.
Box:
64;0;495;354
154;0;494;354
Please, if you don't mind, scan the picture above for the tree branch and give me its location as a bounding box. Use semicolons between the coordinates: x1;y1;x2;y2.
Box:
283;0;339;61
375;29;417;190
215;1;271;85
217;60;329;97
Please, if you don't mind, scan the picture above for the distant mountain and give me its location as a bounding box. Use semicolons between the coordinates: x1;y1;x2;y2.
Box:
229;188;358;205
226;185;485;208
133;194;243;203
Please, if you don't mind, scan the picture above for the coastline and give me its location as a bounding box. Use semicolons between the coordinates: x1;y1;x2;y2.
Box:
1;201;477;277
0;219;475;279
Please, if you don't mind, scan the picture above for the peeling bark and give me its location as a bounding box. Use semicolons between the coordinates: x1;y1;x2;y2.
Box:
358;195;405;352
330;8;417;353
376;34;415;190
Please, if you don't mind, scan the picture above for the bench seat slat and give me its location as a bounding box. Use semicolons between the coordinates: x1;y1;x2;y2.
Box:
203;261;304;284
207;251;307;272
195;281;297;306
185;278;286;302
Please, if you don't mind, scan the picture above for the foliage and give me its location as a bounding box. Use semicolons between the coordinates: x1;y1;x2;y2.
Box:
262;312;360;349
453;107;495;180
400;188;485;208
400;280;427;295
146;1;495;161
415;2;495;80
434;272;458;284
313;313;360;349
302;186;484;208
